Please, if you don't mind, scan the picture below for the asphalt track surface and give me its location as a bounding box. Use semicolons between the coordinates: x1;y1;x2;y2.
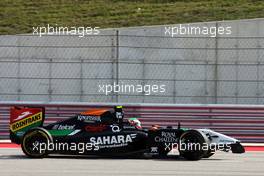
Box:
0;148;263;176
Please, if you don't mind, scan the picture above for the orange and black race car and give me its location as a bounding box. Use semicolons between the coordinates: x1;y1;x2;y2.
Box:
10;106;245;160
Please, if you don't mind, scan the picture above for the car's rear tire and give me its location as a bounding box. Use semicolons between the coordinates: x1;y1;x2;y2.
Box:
21;128;52;158
179;130;209;160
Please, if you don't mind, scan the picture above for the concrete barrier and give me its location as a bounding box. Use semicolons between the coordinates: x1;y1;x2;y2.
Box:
0;19;264;104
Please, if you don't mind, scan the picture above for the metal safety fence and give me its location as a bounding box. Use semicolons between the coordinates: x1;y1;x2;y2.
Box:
0;33;264;104
0;102;264;143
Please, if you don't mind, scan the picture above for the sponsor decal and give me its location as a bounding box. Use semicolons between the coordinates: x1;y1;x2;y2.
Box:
85;124;107;132
219;140;235;143
161;132;176;137
123;126;136;129
154;131;178;143
16;131;26;136
89;134;136;145
77;115;101;122
10;112;42;132
110;125;121;132
68;130;81;136
150;147;158;153
14;111;32;121
52;124;75;130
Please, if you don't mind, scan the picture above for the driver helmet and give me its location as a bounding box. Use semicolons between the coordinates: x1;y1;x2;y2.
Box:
128;118;142;129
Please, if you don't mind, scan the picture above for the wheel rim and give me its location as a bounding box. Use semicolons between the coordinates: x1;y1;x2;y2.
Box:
23;130;49;157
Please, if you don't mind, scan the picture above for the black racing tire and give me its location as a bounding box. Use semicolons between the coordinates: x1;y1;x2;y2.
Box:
179;130;209;161
203;149;215;158
21;127;53;158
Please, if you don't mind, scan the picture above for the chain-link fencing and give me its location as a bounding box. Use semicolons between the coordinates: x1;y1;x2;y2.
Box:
0;31;264;104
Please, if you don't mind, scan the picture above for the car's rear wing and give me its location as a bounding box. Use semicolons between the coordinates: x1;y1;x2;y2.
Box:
10;106;45;144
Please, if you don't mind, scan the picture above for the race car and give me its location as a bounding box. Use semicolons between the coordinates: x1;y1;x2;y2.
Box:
9;106;245;160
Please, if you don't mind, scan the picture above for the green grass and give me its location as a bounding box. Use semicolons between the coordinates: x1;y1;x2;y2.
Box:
1;0;264;34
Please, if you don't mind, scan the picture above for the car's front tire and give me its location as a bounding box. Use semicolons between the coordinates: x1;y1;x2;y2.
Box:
203;149;215;158
179;130;209;160
21;128;52;158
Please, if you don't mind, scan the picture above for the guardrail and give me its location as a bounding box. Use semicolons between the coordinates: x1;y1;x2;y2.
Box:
1;102;264;143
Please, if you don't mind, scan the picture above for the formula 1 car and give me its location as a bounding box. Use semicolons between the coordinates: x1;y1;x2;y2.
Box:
9;106;245;160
